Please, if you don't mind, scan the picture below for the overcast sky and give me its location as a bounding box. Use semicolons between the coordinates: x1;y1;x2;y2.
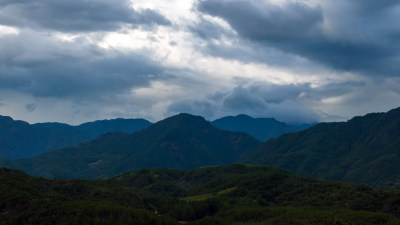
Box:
0;0;399;125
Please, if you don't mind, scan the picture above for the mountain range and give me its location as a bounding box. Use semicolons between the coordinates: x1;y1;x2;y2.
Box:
0;114;310;160
2;107;400;189
2;106;400;223
0;113;260;179
242;107;400;189
212;114;313;141
0;115;152;159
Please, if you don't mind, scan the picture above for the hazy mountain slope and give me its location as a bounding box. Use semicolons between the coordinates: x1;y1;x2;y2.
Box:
0;113;260;179
212;114;313;141
0;116;87;159
0;116;152;159
75;118;152;139
242;107;400;189
2;165;400;225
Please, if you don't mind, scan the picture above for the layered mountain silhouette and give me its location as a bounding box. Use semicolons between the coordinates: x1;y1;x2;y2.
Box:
0;113;260;179
1;114;308;160
2;107;400;189
242;107;400;189
212;114;313;141
0;116;152;159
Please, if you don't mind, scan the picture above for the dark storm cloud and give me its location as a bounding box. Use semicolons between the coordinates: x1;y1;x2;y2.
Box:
352;0;399;14
0;0;171;32
196;0;400;77
167;80;367;124
197;0;322;41
188;17;234;40
168;87;319;124
0;31;167;100
25;103;36;112
167;83;312;123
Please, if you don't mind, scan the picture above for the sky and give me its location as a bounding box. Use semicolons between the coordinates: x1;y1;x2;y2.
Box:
0;0;399;125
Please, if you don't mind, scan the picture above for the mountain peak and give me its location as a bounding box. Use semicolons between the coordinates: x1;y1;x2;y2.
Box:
173;113;206;121
0;115;29;126
0;115;13;123
156;113;210;129
235;114;253;119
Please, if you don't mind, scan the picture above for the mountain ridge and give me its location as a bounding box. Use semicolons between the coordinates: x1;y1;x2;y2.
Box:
0;113;260;179
0;115;152;159
212;114;313;141
1;113;308;160
242;106;400;189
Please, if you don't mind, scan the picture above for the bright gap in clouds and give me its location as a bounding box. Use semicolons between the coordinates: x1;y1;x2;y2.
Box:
0;0;399;125
0;25;19;36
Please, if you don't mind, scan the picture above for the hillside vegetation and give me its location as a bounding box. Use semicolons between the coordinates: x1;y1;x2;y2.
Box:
242;107;400;189
2;164;400;225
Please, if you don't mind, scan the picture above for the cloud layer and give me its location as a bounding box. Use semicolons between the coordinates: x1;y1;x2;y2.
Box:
0;0;399;124
0;0;170;32
196;0;400;77
0;30;168;99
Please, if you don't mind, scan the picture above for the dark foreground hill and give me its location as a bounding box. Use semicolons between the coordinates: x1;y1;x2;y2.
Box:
2;164;400;225
0;115;152;159
212;114;313;141
242;107;400;189
0;114;260;179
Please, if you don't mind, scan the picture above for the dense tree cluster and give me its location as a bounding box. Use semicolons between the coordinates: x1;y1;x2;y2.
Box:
2;165;400;224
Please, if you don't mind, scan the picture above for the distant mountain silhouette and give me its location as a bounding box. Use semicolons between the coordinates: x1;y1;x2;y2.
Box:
242;107;400;189
0;116;152;159
0;113;260;179
212;114;313;141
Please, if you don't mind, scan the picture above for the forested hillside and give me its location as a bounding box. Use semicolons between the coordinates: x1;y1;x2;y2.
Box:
242;107;400;189
2;165;400;225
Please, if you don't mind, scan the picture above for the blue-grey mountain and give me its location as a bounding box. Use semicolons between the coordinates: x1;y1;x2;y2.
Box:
0;116;152;159
0;113;260;179
212;114;313;141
